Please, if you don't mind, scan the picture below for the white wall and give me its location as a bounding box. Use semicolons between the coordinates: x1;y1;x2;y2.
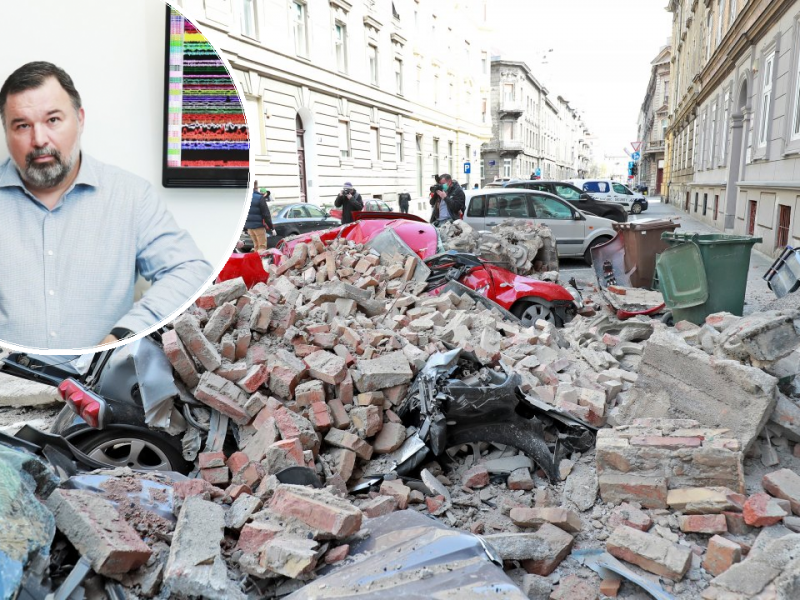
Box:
0;0;250;277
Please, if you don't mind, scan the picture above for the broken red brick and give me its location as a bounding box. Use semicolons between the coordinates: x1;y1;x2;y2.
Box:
226;451;250;475
361;495;398;518
762;468;800;516
324;544;350;564
462;465;490;489
235;521;282;554
198;451;226;470
269;484;363;539
678;514;727;534
702;535;742;576
380;479;411;510
200;466;230;486
743;492;789;527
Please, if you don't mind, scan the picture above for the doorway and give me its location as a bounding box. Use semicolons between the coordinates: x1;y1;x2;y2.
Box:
296;115;308;202
724;77;750;229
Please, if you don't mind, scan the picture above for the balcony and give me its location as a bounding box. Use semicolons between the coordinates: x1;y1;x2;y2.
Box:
498;100;524;118
498;140;524;155
644;139;665;154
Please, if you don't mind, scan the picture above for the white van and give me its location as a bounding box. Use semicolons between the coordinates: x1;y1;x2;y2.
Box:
567;179;648;214
462;188;617;264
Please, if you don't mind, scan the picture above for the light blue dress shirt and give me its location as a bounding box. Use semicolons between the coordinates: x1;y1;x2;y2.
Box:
0;154;213;350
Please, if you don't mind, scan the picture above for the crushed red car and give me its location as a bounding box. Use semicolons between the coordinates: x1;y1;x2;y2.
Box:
218;217;581;327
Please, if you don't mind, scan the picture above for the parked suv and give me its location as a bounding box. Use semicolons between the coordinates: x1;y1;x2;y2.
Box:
463;188;616;264
484;179;628;222
567;179;648;214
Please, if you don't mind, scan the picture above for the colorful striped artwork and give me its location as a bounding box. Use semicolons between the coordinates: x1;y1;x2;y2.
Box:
167;8;249;169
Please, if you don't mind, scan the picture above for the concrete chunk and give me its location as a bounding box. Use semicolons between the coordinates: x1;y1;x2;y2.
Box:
164;496;241;600
352;351;413;392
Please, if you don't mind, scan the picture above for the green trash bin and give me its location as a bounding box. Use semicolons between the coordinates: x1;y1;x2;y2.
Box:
656;232;762;325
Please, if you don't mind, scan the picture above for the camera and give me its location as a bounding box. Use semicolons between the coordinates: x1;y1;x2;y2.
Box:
430;174;444;195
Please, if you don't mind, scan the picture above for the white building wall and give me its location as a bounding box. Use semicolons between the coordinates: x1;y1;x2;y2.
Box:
179;0;492;217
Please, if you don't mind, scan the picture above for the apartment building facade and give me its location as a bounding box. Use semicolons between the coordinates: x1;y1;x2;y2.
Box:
482;58;592;183
666;0;800;256
177;0;493;213
637;45;671;195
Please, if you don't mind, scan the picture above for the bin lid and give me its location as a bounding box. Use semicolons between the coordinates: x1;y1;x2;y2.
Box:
613;219;679;232
656;242;709;309
661;232;763;245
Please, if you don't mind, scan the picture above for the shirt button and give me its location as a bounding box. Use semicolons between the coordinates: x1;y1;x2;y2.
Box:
49;290;55;296
47;250;54;256
50;331;57;338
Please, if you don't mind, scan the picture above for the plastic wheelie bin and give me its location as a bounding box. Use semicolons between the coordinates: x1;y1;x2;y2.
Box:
591;219;679;289
656;232;762;324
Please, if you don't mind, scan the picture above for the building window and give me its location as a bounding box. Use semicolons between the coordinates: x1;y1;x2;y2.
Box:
503;83;515;102
370;126;381;160
709;102;717;164
716;0;723;46
721;90;730;160
448;141;454;175
503;159;511;178
394;58;403;95
416;134;423;196
759;52;775;147
433;138;439;174
481;97;487;123
663;81;669;105
338;120;351;159
334;22;347;72
368;44;379;86
293;2;308;57
792;47;800;140
480;159;485;179
748;200;757;235
481;51;488;74
245;96;264;154
706;11;713;61
241;0;258;38
503;121;514;140
778;205;792;248
703;193;708;216
714;194;720;220
694;193;699;212
661;119;668;140
396;132;404;163
729;0;736;26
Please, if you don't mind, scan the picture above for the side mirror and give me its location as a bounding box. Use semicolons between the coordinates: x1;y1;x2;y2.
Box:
580;193;592;200
573;212;583;221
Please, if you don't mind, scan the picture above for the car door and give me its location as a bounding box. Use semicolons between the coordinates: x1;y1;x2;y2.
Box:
528;193;585;257
304;204;329;230
285;205;312;233
463;193;487;230
611;182;634;209
484;192;534;231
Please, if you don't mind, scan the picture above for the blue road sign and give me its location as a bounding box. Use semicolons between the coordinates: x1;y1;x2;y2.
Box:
534;168;541;177
631;151;641;161
628;161;635;169
489;160;496;166
464;162;471;174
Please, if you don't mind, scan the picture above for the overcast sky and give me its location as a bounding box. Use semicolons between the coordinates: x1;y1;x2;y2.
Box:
488;0;673;160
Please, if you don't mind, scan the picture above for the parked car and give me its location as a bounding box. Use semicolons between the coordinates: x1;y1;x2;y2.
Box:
329;198;392;220
239;202;340;251
566;179;648;214
483;179;628;222
462;188;617;264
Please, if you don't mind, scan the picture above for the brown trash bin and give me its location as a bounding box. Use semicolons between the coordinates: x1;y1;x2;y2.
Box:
611;219;680;289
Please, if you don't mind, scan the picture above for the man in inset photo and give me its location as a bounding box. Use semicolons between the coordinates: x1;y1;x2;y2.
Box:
0;61;213;349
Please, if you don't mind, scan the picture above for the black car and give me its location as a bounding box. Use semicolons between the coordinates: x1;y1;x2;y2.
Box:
484;180;628;223
239;202;341;251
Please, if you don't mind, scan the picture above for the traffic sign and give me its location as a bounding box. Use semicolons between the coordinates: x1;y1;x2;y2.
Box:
463;162;471;174
534;167;541;177
631;141;642;152
631;151;641;161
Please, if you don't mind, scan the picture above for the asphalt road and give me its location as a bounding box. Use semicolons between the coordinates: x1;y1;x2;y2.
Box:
559;196;781;315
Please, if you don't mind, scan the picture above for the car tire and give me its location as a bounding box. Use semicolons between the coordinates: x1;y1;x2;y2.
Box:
631;202;643;214
583;236;612;266
74;428;190;473
511;299;563;328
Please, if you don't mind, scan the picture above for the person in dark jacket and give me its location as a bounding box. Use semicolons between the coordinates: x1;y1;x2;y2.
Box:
245;180;275;252
429;174;465;226
398;189;411;213
334;181;364;224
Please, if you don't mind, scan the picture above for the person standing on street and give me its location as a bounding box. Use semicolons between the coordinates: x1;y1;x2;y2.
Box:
429;173;465;226
245;180;274;252
335;181;363;224
398;188;411;213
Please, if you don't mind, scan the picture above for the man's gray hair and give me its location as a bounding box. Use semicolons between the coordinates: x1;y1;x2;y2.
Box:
0;62;82;127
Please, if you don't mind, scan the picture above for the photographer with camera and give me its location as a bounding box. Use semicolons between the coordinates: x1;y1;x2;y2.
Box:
429;173;465;226
335;181;364;224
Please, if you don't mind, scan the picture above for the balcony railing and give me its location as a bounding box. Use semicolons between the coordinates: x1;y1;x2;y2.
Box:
498;140;524;154
499;100;524;116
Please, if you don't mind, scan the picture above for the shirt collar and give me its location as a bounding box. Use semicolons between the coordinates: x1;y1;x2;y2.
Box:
0;152;99;191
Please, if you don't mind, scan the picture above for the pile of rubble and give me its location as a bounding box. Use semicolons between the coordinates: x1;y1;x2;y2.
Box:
8;222;800;599
438;219;559;276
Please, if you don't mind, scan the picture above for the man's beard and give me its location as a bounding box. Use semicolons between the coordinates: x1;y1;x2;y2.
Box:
18;144;80;188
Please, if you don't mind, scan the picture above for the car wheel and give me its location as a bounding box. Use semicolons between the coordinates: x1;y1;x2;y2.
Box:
583;236;612;266
512;299;562;328
631;202;643;214
74;429;189;473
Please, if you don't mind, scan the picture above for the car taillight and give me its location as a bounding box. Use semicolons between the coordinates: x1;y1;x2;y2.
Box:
57;378;106;429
